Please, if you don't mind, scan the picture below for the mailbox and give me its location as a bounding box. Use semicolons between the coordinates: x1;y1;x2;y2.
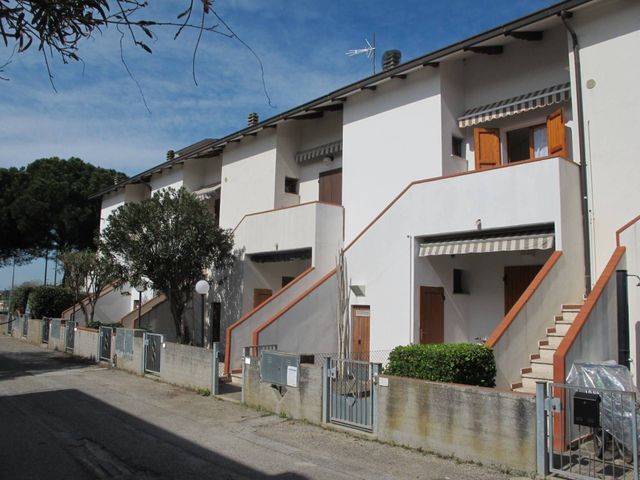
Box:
573;391;601;428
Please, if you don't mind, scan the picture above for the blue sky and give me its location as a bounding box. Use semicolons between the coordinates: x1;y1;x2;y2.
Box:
0;0;558;289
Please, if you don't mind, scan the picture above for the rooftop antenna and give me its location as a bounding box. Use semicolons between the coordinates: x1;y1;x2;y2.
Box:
346;33;376;75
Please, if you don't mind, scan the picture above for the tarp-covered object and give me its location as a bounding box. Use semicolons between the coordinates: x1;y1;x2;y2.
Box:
567;361;639;453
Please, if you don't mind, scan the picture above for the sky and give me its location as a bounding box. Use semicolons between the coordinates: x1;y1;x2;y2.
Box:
0;0;559;289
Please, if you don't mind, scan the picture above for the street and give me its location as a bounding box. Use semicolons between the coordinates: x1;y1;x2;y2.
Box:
0;336;515;479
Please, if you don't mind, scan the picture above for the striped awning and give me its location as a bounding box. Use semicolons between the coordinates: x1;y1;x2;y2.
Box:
193;183;221;201
418;231;554;257
458;82;571;128
295;140;342;163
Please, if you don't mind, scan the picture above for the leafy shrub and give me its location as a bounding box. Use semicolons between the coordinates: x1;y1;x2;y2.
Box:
384;343;496;387
27;285;74;318
12;284;35;314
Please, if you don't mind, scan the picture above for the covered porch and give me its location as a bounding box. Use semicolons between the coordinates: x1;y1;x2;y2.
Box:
414;225;555;345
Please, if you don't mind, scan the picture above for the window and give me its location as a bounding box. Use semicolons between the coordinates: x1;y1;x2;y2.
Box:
507;124;548;163
284;177;299;194
453;269;468;294
452;136;463;157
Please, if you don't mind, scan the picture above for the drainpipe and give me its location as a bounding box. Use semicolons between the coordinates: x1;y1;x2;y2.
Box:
561;11;592;295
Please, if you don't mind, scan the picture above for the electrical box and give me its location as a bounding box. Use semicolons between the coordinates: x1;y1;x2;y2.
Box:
573;391;601;428
260;351;300;388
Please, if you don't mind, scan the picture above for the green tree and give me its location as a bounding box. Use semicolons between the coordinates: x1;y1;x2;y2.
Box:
0;157;127;265
60;247;119;324
102;187;233;343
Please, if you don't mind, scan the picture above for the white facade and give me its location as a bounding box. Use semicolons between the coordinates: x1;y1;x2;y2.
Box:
95;0;640;386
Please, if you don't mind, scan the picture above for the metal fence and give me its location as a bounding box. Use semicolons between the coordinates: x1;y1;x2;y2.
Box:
325;358;381;432
42;317;50;344
50;319;61;339
314;350;392;368
99;326;112;361
243;344;277;360
538;382;639;480
21;315;28;338
144;333;163;374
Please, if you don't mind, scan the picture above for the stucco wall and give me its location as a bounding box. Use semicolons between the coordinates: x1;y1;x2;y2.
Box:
219;132;278;229
159;342;213;391
74;327;99;361
26;319;44;345
115;335;144;375
572;0;640;278
345;158;582;352
377;375;536;472
342;67;442;242
243;356;323;424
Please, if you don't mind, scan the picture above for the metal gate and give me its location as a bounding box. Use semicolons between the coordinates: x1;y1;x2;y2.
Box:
99;326;112;362
42;318;50;344
144;333;163;374
539;382;639;480
326;358;379;432
65;321;75;353
22;315;28;337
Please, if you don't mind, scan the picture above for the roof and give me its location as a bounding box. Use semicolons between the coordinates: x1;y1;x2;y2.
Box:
93;0;594;200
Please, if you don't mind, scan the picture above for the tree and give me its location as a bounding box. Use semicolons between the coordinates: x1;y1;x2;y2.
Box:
102;187;233;343
0;1;272;104
0;157;127;266
60;247;119;324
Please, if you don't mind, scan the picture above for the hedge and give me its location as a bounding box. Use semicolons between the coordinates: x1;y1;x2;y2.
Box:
27;285;74;319
384;343;496;387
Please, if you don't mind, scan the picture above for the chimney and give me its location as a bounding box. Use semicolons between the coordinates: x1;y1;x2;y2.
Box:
247;112;259;127
382;50;402;71
166;150;175;161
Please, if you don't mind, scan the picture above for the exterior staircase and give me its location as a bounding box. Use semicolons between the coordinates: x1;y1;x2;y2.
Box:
512;304;581;394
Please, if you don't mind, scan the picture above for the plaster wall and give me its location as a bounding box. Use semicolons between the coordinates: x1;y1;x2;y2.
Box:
571;0;640;277
74;328;99;361
345;158;582;352
342;67;442;242
159;342;214;391
150;165;184;194
219;132;277;229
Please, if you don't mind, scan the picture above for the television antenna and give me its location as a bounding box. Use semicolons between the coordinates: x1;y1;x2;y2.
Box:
346;33;376;75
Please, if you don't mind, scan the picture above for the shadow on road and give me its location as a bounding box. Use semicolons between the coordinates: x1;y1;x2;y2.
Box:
0;348;96;381
0;388;308;479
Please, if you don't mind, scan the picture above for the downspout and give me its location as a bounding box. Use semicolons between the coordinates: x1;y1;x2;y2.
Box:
561;11;592;295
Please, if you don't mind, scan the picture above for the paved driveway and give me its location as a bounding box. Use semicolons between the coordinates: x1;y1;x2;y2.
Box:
0;336;515;479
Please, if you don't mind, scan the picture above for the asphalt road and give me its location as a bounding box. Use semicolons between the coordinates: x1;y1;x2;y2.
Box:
0;336;516;479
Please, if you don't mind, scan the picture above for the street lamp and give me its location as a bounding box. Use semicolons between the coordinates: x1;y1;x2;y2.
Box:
195;280;210;347
134;283;146;329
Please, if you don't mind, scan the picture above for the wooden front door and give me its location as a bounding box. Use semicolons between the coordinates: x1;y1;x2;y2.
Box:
351;306;370;361
419;287;445;344
319;168;342;206
253;288;272;308
474;127;501;170
504;265;543;314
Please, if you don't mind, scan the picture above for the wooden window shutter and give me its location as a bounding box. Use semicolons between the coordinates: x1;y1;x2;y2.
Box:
474;128;501;170
546;107;566;157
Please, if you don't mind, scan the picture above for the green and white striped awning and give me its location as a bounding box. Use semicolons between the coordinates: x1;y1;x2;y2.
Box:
295;140;342;163
418;231;554;257
458;82;571;128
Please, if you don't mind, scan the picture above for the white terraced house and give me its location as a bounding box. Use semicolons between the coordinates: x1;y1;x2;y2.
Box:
86;0;640;391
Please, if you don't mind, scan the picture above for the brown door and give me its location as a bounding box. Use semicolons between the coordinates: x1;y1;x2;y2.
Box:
419;287;445;344
474;127;501;170
253;288;272;308
504;265;543;314
319;168;342;206
351;306;370;361
546;107;566;157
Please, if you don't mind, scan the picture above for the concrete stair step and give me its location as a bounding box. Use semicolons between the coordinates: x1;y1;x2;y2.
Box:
561;311;579;322
530;362;553;377
523;370;553;381
546;334;565;347
552;323;572;335
532;356;553;365
562;304;582;312
513;385;537;395
538;346;556;361
522;375;552;390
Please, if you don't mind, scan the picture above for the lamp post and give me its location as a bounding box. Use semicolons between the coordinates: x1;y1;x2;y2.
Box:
195;280;210;347
134;284;146;329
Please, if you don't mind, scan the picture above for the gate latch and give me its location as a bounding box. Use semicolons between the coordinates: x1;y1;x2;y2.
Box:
329;367;337;379
144;339;149;346
545;397;562;413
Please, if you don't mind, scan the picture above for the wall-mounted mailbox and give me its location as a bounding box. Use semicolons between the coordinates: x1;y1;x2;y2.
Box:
573;391;601;428
260;351;300;388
